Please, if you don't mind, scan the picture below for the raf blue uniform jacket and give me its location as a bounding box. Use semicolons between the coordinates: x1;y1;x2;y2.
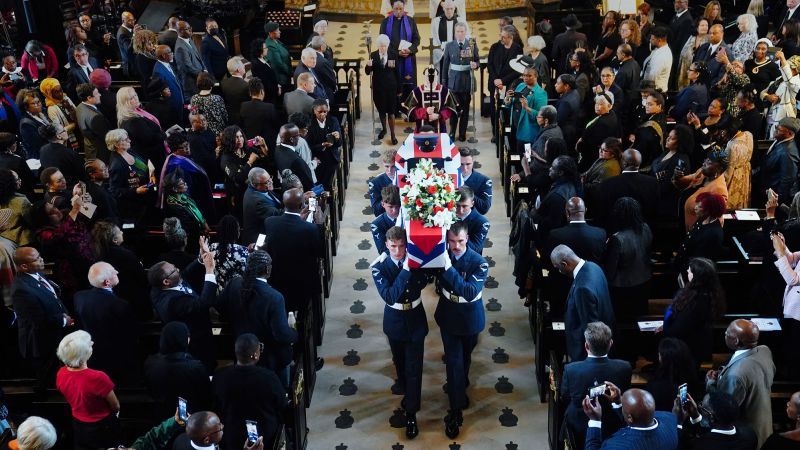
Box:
371;213;396;255
565;261;615;362
371;253;429;342
459;209;490;254
463;170;492;215
368;173;393;216
435;248;488;336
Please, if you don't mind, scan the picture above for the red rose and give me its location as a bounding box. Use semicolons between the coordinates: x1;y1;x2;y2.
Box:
403;196;408;204
427;185;438;194
448;200;455;210
433;205;444;213
444;184;451;192
416;198;423;207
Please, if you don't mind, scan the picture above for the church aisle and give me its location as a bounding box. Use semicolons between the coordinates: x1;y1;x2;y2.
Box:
306;19;548;449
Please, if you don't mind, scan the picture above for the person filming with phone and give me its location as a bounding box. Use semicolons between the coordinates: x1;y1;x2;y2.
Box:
673;391;758;448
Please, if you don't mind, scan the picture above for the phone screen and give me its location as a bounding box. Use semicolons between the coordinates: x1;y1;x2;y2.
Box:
178;397;189;421
245;420;258;444
588;385;605;399
256;234;266;248
678;383;688;405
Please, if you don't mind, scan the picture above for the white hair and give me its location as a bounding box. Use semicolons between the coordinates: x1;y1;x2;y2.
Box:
376;34;391;47
16;416;57;450
313;19;328;32
596;90;615;106
248;167;268;185
301;47;317;61
454;21;468;32
527;35;546;51
738;13;757;33
105;128;130;152
87;262;116;288
56;330;93;368
226;56;244;75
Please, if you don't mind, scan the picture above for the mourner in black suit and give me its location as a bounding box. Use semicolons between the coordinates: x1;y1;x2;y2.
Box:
692;25;731;89
575;96;620;172
669;2;694;74
148;250;220;372
221;251;297;381
550;245;615;362
221;59;250;126
73;262;137;383
143;321;213;418
275;124;315;191
592;149;660;230
371;226;430;439
85;159;120;225
200;19;229;80
171;411;223;450
240;78;280;153
11;247;73;384
212;334;287;449
241;168;283;245
306;98;342;190
560;322;632;449
676;391;759;450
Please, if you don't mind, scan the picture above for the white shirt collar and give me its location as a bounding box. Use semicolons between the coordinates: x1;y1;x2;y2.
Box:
622;169;639;173
255;277;268;283
285;211;302;217
179;36;193;44
573;259;586;278
122;25;132;32
586;353;608;358
630;419;659;431
2;66;21;75
675;9;688;17
189;441;216;450
710;427;737;435
569;220;586;223
731;349;749;362
158;60;172;68
317;119;326;128
462;172;471;181
790;4;800;15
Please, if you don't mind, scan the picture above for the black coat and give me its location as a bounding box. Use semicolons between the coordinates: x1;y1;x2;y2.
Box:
0;152;37;197
250;58;280;103
663;289;715;365
101;245;149;320
241;187;282;245
365;50;399;114
150;280;219;372
39;142;87;186
85;181;120;225
306;116;342;188
576;112;620;171
544;222;607;266
135;54;158;95
240;100;280;152
120;116;167;176
108;151;153;224
221;277;297;371
200;33;230;80
274;144;314;191
144;351;213;417
212;364;287;449
73;287;137;380
11;273;67;360
188;130;219;184
263;213;323;312
669;11;695;58
593;172;660;230
221;76;249;126
487;41;523;92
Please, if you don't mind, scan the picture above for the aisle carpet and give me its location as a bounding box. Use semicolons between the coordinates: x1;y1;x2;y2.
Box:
305;19;549;449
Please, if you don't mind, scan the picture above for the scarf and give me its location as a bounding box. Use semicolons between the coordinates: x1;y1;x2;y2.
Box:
39;78;62;107
386;14;413;84
166;192;205;227
135;107;161;128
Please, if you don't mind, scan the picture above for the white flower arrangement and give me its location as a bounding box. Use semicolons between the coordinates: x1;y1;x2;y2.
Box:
399;158;459;228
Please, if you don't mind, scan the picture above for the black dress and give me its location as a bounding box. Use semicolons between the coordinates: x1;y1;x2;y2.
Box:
651;151;692;222
108;150;155;225
744;58;781;95
120;115;167;176
364;50;399;115
673;219;724;271
251;57;280;104
595;33;622;68
663;289;714;366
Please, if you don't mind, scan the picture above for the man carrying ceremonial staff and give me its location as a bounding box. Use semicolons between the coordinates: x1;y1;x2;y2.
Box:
380;0;421;116
441;21;479;142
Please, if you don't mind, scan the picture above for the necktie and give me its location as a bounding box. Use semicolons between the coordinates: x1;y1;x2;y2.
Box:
84;66;91;79
37;274;56;295
381;55;386;67
397;260;402;269
459;41;464;51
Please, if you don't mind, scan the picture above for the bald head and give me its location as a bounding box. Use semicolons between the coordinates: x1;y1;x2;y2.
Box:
88;262;118;288
156;45;172;62
186;411;223;445
283;187;305;213
14;247;42;274
279;124;299;146
726;319;759;350
565;197;586;220
621;389;656;427
621;149;641;171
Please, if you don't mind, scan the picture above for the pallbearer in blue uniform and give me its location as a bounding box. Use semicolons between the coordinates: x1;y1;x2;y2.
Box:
458;147;492;214
454;186;490;254
368;148;398;216
371;226;430;439
435;221;489;438
371;185;401;254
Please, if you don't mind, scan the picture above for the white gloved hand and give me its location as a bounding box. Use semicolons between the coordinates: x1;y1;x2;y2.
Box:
444;256;452;270
402;257;410;271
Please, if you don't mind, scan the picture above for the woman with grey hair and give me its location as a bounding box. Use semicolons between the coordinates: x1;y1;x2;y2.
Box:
527;35;551;91
730;14;759;62
157;217;195;272
15;416;57;450
106;127;155;225
365;33;399;144
55;330;121;450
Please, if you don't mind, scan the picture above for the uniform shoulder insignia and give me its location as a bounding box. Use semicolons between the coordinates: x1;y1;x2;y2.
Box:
370;253;388;268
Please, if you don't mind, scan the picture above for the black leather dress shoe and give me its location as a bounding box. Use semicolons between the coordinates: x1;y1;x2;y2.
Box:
315;357;324;371
378;129;386;139
458;135;466;142
444;409;462;438
405;413;419;439
391;379;405;395
390;137;398;145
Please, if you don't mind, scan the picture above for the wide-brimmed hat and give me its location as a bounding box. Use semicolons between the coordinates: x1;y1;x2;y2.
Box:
510;54;535;74
562;14;582;29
